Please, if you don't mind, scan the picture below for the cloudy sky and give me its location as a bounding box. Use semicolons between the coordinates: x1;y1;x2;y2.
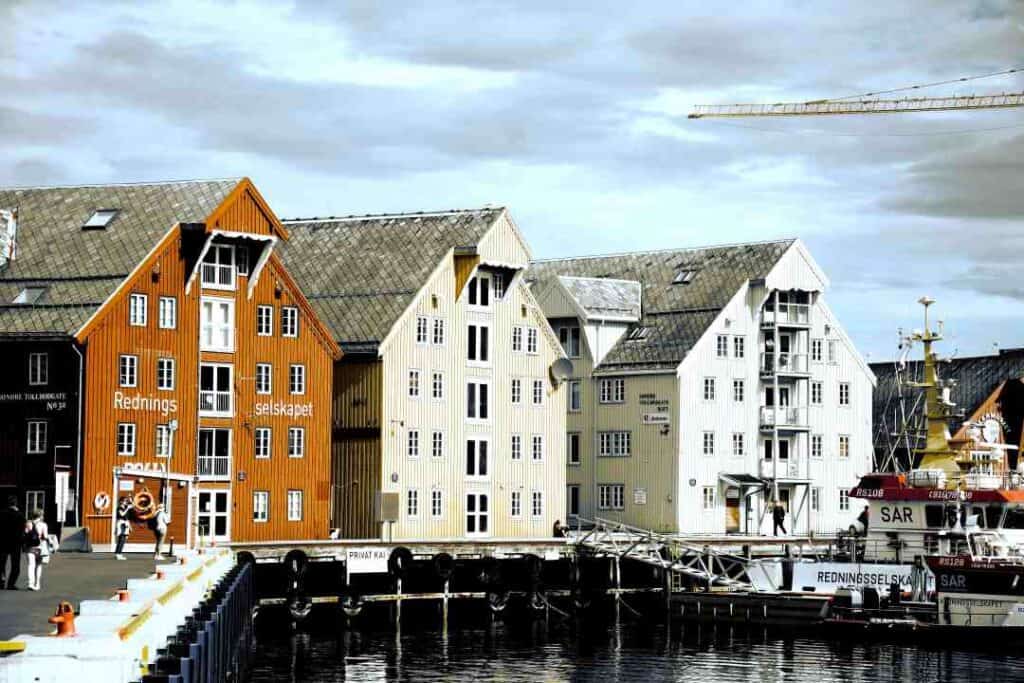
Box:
3;0;1023;360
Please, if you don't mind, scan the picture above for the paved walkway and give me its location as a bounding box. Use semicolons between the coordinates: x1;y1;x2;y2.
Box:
0;552;175;639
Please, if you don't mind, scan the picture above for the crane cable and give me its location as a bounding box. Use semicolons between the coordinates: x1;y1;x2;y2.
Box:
818;65;1024;103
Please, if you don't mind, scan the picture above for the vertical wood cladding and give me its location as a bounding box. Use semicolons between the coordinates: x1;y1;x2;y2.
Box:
331;358;382;537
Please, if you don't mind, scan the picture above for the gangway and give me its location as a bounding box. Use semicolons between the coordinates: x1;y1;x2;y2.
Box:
572;517;762;591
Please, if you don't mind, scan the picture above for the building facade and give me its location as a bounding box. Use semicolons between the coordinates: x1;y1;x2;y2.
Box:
531;239;875;535
281;209;568;540
0;179;339;548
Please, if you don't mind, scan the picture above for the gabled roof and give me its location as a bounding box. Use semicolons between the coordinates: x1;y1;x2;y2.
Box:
278;209;504;352
0;179;241;336
530;239;795;372
557;276;642;321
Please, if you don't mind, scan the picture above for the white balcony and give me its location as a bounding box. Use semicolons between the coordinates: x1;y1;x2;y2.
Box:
759;458;803;479
197;456;231;479
200;262;235;290
199;390;232;416
759;406;809;431
761;303;810;328
760;352;809;377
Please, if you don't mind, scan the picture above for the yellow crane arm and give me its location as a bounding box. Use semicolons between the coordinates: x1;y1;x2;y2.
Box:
689;92;1024;118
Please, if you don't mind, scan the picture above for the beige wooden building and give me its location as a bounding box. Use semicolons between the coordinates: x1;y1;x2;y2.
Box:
280;209;567;540
530;239;875;535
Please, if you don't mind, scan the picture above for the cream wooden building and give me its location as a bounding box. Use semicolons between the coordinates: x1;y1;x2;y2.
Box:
530;239;875;535
280;209;567;540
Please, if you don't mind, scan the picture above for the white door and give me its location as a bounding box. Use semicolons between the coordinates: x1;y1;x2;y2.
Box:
197;490;230;542
54;471;71;524
466;493;490;537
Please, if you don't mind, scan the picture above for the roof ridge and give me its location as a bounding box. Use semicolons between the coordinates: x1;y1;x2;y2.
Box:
558;275;641;285
0;177;242;192
282;207;505;224
530;237;797;264
870;348;1024;366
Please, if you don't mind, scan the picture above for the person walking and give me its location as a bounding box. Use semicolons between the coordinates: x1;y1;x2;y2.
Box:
152;504;169;560
857;505;870;535
772;502;787;536
23;509;48;591
114;497;131;560
0;496;25;590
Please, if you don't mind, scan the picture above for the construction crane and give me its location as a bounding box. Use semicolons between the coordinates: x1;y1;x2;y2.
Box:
689;66;1024;118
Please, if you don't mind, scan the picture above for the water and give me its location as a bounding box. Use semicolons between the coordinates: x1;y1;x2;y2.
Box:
250;605;1024;682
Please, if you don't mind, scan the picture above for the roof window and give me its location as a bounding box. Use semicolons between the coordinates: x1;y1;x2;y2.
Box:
672;270;695;285
626;326;650;342
83;209;119;230
13;287;46;304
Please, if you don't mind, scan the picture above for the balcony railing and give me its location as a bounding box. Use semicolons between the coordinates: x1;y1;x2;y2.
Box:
759;406;808;430
761;303;810;327
759;459;803;479
197;456;230;479
199;390;232;416
760;352;809;375
201;263;235;289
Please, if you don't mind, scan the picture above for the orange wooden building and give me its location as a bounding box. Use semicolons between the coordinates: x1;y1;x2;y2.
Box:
0;179;339;549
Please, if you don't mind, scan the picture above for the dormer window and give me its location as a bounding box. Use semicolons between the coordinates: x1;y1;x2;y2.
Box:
626;326;649;342
672;270;695;285
83;209;118;230
201;244;236;290
12;287;45;304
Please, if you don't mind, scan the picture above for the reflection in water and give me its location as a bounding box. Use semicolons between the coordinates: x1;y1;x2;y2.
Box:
251;604;1024;682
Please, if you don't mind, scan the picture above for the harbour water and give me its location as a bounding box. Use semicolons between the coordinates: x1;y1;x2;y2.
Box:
250;605;1024;682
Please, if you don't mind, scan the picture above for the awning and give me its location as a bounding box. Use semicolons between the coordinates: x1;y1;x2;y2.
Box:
719;473;764;488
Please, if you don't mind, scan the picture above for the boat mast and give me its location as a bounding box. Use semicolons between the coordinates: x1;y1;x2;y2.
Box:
908;297;960;481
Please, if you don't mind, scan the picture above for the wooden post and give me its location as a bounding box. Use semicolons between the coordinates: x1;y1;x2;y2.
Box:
395;576;402;631
442;578;449;636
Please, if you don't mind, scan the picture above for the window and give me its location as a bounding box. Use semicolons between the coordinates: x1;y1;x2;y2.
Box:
511;378;522;405
531;434;544;461
763;438;790;461
598;484;624;510
255;427;271;459
119;355;138;388
526;328;538;354
672;270;695;285
512;326;524;352
716;334;728;358
236;246;249;276
466;380;490;421
811;434;823;458
703;431;715;456
811;338;823;362
703;377;716;401
407;429;420;458
431;371;445;400
281;307;299;338
199;364;232;416
734;336;745;358
811;487;821;512
531;491;544;517
25;491;44;517
256;363;272;394
158;297;177;329
467;323;490;364
467;275;491;308
155;424;172;458
406;489;419;518
568;380;581;412
511;434;522;461
839;434;850;459
839;489;850;511
599;431;631;457
466;439;488;478
28;353;48;386
290;364;306;395
154;358;173;389
117;423;136;456
431;489;443;518
408;369;421;398
568;433;581;465
828;339;837;363
560;326;581;358
432;431;444;458
733;379;744;402
287;490;303;521
200;297;234;352
732;432;744;457
129;293;147;326
288;427;305;458
12;287;46;304
839;382;850;406
493;272;506;299
702;486;716;510
83;208;118;229
257;305;273;336
811;381;823;405
432;318;446;346
253;491;269;523
416;315;429;344
599;378;625;404
466;493;489;536
197;428;231;478
511;491;522;517
201;244;235;289
532;379;544;406
26;421;46;454
567;485;580;517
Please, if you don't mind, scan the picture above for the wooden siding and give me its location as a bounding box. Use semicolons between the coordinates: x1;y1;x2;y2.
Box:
453;254;480;301
333;359;382;430
204;178;286;239
331;435;380;538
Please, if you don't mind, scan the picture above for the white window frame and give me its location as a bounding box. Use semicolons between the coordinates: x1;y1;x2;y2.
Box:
465;493;490;537
532;379;544;406
431;430;444;458
598;431;631;457
415;315;429;344
432;371;445;401
467;323;491;366
28;352;48;386
408;369;421;398
839;382;850;406
432;317;446;346
466;379;490;422
407;428;420;459
716;334;728;358
811;381;823;405
732;432;744;457
287;489;304;521
129;293;147;327
197;427;232;479
257;305;273;336
199;362;233;417
526;327;539;355
839;434;850;459
732;378;744;402
155;424;173;458
599;378;625;404
828;339;838;364
288;427;305;458
811;338;823;362
531;490;544;518
559;326;581;358
200;297;235;353
26;420;46;455
512;326;524;353
157;357;175;391
25;491;44;517
255;427;271;459
511;434;522;461
511;490;522;517
733;335;745;358
431;489;443;518
703;377;716;401
511;378;522;405
811;487;821;512
568;380;582;412
839;489;850;512
256;363;272;395
598;484;625;511
253;491;269;523
406;489;419;518
467;275;492;309
289;364;306;395
119;354;138;388
811;434;823;458
200;244;236;290
117;422;136;456
531;434;544;462
702;431;715;456
702;486;716;510
567;432;581;465
158;296;177;330
281;306;299;338
465;438;489;480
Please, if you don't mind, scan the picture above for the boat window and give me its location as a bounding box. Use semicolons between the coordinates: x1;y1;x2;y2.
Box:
970;506;986;528
986;505;1003;529
1004;507;1024;529
924;505;945;528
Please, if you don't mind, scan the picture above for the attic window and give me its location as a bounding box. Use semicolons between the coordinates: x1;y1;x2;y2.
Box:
13;286;46;304
83;209;118;230
672;270;695;285
626;326;650;342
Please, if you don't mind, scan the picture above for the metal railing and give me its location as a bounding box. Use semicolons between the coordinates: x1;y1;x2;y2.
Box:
761;303;810;326
201;262;235;288
199;390;232;415
759;406;807;429
760;352;808;374
197;456;231;479
759;459;803;479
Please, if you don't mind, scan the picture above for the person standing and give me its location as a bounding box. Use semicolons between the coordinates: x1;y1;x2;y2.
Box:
772;502;787;536
152;504;169;560
0;496;25;589
24;509;48;591
114;497;131;560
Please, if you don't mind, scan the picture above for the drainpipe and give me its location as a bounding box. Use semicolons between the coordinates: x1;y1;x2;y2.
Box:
72;342;84;528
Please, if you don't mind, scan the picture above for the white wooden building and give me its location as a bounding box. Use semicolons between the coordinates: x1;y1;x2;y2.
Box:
530;239;875;535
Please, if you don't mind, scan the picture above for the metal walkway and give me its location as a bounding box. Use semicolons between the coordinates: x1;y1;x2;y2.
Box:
572;518;760;590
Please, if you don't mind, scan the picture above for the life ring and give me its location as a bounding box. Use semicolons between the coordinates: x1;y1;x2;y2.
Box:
388;547;414;578
433;552;455;581
93;491;111;512
133;488;156;520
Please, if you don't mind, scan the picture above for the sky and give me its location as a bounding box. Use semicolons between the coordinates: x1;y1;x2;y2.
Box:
2;0;1023;361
